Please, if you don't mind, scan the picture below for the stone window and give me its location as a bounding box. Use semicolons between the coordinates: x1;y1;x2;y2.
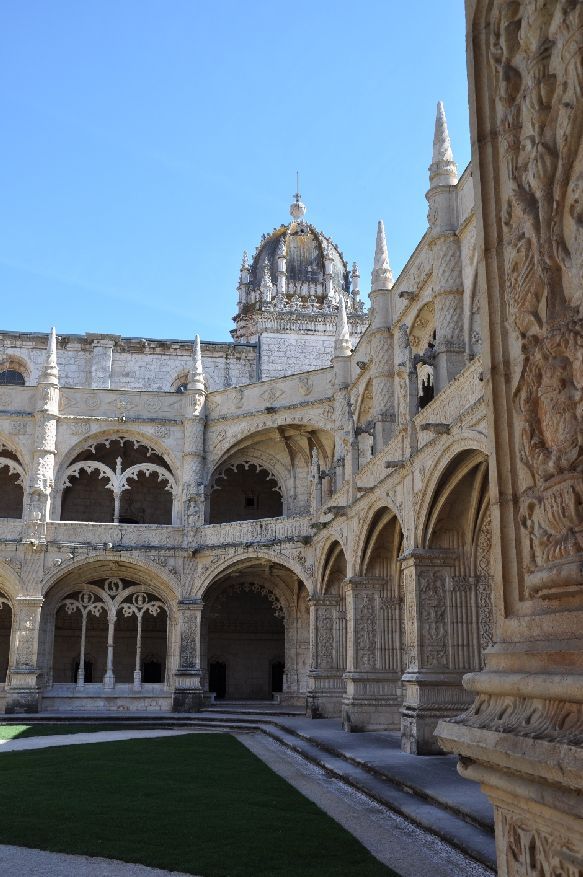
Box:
0;369;25;386
208;462;283;524
60;436;176;525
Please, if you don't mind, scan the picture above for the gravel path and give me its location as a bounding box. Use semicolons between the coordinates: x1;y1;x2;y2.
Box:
0;845;197;877
0;727;222;752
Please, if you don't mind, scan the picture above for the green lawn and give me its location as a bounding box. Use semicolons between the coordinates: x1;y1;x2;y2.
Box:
0;734;397;877
0;722;163;740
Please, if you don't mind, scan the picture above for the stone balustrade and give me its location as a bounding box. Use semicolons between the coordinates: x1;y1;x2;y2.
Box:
198;515;311;547
45;521;184;548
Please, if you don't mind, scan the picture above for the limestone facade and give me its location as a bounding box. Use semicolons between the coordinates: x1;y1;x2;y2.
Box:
0;110;490;758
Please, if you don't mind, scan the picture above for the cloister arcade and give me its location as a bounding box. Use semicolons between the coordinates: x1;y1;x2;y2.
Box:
56;436;178;525
207;424;335;523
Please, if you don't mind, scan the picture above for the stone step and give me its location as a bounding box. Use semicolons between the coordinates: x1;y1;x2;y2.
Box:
254;724;496;872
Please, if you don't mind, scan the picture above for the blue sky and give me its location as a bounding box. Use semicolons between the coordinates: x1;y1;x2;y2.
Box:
0;1;469;342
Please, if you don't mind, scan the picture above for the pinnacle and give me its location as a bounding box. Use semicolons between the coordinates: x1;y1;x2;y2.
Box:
40;327;59;384
429;100;457;185
188;333;205;393
371;220;394;292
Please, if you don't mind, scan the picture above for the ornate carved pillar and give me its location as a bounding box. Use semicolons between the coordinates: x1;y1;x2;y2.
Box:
172;598;204;712
437;3;583;872
5;596;43;714
342;577;402;732
369;221;396;453
306;596;345;718
426;103;465;394
400;550;474;754
182;335;206;534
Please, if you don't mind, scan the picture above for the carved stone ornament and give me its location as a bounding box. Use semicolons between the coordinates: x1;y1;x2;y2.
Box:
490;0;583;597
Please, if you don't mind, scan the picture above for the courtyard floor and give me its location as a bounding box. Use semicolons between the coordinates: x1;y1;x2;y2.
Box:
0;722;495;876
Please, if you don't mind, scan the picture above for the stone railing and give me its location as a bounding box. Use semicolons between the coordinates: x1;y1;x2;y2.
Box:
0;519;24;541
46;521;183;548
414;357;483;450
199;515;312;547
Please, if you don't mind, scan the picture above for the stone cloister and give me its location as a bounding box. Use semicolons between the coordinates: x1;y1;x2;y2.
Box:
0;94;488;744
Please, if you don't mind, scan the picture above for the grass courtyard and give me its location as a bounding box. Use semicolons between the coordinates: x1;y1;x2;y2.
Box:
0;733;397;877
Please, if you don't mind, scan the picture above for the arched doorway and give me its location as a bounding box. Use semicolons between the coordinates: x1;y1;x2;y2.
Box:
202;560;309;704
206;583;285;700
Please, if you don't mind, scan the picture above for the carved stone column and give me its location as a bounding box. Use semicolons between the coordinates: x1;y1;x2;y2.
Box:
437;3;583;872
306;596;345;718
172;598;204;712
182;336;206;534
5;596;43;714
342;577;402;732
400;550;474;754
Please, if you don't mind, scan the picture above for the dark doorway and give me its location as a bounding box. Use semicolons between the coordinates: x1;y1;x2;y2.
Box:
209;661;227;699
73;659;93;683
271;661;284;694
143;660;162;683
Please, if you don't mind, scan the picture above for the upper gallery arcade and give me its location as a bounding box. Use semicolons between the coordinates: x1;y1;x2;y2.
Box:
0;101;489;755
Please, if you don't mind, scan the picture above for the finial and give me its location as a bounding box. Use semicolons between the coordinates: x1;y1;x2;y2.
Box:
290;171;307;221
334;296;352;357
241;250;249;269
40;327;59;384
371;220;394;291
429;101;457;186
188;334;205;393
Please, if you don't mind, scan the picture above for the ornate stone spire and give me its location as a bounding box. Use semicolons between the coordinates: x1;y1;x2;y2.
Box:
429;101;457;186
188;334;205;393
40;327;59;385
371;220;394;291
334;295;352;357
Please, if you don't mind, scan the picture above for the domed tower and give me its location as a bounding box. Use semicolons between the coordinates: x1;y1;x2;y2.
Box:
233;190;368;380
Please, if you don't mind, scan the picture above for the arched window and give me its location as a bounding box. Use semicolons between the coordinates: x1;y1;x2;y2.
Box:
60;436;176;525
0;369;25;386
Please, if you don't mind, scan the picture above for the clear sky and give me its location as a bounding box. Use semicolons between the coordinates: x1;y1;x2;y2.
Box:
0;1;469;342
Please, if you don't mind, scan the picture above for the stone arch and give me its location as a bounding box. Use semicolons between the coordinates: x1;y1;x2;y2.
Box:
209;416;335;473
198;552;307;609
208;449;288;524
39;557;179;695
54;428;180;491
319;540;347;597
0;439;26;519
353;500;404;576
200;555;309;702
0;355;30;385
422;449;488;553
414;436;489;547
54;431;179;525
